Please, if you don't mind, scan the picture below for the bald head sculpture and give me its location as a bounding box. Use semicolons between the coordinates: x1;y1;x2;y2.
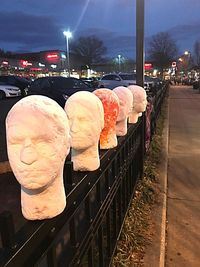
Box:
128;85;147;123
65;91;104;171
113;86;133;136
93;88;119;149
6;95;70;220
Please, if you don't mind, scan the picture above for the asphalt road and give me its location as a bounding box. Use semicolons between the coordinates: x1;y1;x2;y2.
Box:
0;97;21;162
166;85;200;266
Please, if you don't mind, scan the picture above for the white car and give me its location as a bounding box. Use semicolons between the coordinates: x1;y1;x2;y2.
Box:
0;84;21;100
99;73;137;89
99;73;150;91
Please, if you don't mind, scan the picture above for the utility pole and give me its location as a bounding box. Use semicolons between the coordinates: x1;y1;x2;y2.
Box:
136;0;145;176
136;0;144;87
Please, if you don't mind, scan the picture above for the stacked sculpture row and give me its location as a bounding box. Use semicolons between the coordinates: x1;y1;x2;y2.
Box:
6;85;147;220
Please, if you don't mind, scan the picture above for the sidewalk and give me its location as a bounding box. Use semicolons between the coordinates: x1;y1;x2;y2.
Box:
144;85;200;267
166;85;200;266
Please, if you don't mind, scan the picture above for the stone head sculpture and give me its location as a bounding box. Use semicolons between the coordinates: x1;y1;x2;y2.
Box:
65;91;104;171
128;85;147;123
113;86;133;136
93;88;120;149
6;95;70;220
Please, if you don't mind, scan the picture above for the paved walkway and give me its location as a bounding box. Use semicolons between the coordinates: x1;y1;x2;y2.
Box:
166;85;200;266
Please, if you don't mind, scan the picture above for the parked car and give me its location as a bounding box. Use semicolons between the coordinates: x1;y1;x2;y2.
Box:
27;76;95;107
0;84;21;99
80;77;99;88
192;79;200;90
98;73;136;89
0;75;31;97
144;76;164;95
98;73;150;91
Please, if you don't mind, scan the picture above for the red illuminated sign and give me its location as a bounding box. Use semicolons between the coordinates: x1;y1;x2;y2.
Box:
30;68;42;71
144;63;152;70
46;53;59;62
20;60;32;67
47;54;58;59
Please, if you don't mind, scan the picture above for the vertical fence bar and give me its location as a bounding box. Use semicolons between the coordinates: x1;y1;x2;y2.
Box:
47;247;57;267
106;209;111;258
98;225;104;267
69;217;77;248
85;195;92;224
112;197;117;241
0;211;16;249
63;161;74;189
88;244;94;267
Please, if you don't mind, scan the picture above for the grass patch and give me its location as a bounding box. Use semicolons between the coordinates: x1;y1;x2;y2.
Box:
112;99;167;267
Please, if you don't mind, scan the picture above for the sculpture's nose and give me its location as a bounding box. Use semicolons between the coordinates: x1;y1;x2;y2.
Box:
20;138;38;165
70;119;80;133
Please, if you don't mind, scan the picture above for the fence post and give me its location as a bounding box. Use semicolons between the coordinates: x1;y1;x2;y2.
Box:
0;211;16;249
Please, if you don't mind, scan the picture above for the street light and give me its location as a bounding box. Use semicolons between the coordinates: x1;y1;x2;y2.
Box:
118;54;121;72
63;30;72;77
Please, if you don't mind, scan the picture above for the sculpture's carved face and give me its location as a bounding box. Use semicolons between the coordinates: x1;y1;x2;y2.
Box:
65;91;104;150
6;96;70;190
113;86;133;121
93;89;119;143
128;85;147;114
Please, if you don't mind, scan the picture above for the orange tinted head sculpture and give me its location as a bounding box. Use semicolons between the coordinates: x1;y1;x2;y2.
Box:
94;88;119;149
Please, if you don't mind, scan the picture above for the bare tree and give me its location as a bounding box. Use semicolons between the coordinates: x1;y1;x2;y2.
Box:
70;35;107;67
193;40;200;68
147;32;178;76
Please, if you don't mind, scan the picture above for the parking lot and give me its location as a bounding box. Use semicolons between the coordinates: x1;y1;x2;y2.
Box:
0;97;20;162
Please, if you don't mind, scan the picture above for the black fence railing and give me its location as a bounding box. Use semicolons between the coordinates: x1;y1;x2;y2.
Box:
0;82;168;267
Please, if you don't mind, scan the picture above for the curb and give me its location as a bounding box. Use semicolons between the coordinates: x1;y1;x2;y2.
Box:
159;97;169;267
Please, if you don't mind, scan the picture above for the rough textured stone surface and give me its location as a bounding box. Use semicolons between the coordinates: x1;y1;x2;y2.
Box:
6;95;70;220
128;85;147;123
65;91;104;171
93;88;119;149
113;86;133;136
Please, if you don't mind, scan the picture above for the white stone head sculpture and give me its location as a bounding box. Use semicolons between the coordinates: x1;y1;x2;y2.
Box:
128;85;147;123
6;95;70;220
113;86;133;136
93;88;120;149
65;91;104;171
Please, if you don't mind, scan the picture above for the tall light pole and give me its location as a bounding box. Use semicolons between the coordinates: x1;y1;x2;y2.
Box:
63;30;72;77
136;0;145;176
136;0;144;87
118;54;121;72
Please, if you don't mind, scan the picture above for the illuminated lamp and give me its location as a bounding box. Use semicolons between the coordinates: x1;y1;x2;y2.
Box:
2;61;9;65
171;61;176;67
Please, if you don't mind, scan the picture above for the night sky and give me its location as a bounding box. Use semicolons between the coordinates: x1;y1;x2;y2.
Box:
1;0;200;59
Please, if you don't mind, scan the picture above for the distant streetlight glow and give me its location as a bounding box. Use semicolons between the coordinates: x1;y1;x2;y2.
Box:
118;54;121;72
63;30;72;76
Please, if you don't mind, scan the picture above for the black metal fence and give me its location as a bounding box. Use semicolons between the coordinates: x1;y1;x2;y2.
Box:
0;82;168;267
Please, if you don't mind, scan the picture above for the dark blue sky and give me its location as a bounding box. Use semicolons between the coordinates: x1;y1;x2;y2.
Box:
0;0;200;59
